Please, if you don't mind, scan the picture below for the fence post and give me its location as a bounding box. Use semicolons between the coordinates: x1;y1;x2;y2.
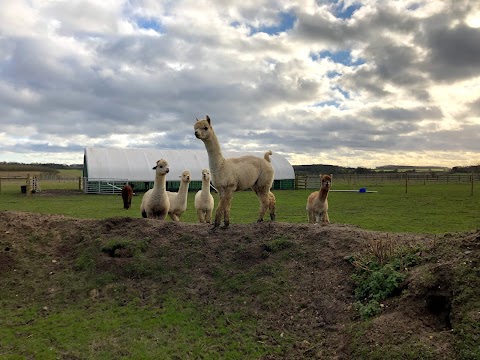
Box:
26;174;31;196
472;171;474;196
405;173;408;193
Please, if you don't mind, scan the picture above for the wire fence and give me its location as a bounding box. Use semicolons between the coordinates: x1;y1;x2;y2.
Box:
295;172;480;189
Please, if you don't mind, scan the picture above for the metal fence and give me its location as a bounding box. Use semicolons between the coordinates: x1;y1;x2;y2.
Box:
83;178;129;194
295;173;480;189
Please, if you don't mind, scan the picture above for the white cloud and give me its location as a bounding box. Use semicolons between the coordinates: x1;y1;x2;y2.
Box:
0;0;479;167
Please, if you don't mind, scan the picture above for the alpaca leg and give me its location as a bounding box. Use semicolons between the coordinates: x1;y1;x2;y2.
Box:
256;191;269;222
206;209;212;224
222;192;234;228
197;209;205;223
157;210;168;220
214;195;226;227
171;213;180;222
270;205;276;221
308;212;315;224
324;212;330;224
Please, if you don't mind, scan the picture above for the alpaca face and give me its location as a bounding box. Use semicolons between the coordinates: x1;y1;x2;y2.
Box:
180;170;191;183
201;168;211;181
153;159;169;175
320;174;332;190
194;115;212;141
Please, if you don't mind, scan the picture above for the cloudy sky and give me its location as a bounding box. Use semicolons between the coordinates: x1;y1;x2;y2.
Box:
1;0;480;167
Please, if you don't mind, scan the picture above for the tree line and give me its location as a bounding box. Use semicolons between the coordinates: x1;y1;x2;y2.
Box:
0;162;83;172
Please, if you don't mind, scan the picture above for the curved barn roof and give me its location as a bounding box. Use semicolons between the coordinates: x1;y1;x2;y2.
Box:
84;147;294;182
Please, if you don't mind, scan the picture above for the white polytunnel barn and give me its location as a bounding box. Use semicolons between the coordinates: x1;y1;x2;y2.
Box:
82;147;295;194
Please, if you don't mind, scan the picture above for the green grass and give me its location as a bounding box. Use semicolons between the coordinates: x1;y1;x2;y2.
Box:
1;179;478;359
56;169;83;177
0;298;267;359
1;180;479;233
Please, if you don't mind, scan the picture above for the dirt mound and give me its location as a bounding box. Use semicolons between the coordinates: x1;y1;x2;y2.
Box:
1;210;478;359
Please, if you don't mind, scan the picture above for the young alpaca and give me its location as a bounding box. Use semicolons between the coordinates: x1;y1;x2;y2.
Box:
194;168;215;223
194;115;275;228
267;191;276;221
166;170;191;222
140;159;170;220
121;184;134;209
306;174;332;225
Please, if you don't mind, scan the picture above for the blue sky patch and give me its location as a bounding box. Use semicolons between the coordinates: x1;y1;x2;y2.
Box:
334;3;362;19
312;50;365;66
312;100;341;108
136;17;164;33
250;12;296;35
327;71;342;79
335;86;350;99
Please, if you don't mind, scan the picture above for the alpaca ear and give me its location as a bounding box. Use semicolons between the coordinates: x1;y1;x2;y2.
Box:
152;166;157;170
206;115;210;124
196;117;199;121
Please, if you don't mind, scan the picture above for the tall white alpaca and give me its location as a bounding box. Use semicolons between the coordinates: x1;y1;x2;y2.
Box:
194;168;215;223
140;159;170;220
306;174;332;225
166;170;191;222
194;115;275;228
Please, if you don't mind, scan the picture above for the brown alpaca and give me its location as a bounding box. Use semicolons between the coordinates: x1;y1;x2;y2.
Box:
194;115;275;228
306;174;332;224
121;184;134;209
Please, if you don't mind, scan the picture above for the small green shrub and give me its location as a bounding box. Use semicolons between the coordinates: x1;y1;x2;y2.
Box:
262;236;294;253
349;253;420;319
75;252;96;271
101;238;149;257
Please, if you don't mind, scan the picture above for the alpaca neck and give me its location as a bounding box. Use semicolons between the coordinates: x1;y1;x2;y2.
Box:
177;181;189;197
201;179;210;195
203;132;225;173
319;188;329;201
153;174;167;192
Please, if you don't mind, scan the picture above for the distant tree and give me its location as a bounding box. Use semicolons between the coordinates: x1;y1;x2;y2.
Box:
293;164;355;175
354;167;374;174
451;165;480;173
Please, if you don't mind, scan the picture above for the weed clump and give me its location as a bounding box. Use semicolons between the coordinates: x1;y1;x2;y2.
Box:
348;237;423;318
101;238;149;258
262;236;293;253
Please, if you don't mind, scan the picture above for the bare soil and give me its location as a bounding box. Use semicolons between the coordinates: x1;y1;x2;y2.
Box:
1;210;478;359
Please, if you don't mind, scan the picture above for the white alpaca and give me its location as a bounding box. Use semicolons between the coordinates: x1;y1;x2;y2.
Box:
194;168;215;223
306;174;332;225
194;115;275;228
140;159;170;220
166;170;191;222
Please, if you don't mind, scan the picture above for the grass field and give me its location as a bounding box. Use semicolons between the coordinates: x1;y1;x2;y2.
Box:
1;177;479;233
1;177;479;359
